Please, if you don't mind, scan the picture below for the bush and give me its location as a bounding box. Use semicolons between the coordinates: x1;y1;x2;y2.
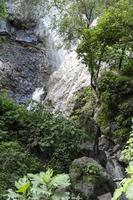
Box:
0;93;87;173
26;105;87;172
0;141;43;197
96;70;133;139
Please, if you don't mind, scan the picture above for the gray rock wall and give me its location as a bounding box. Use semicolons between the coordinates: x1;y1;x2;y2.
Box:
0;0;56;103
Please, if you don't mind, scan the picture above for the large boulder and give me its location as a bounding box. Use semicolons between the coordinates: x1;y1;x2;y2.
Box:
69;157;115;199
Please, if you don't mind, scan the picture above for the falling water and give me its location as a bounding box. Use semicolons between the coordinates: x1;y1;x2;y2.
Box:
32;88;44;102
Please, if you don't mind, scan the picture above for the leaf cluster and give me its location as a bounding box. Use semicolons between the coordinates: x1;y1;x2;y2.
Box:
6;168;71;200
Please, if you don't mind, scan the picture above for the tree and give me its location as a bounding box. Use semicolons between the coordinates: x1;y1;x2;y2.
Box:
49;0;110;47
77;0;133;91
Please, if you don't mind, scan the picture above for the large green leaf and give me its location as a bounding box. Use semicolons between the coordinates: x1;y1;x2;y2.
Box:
50;174;70;189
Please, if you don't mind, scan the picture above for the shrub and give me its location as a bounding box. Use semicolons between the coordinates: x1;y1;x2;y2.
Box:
96;70;133;139
0;93;87;173
26;105;87;172
0;141;43;197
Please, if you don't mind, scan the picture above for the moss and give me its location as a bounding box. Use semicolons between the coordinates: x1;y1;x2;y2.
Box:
70;87;97;140
85;164;101;184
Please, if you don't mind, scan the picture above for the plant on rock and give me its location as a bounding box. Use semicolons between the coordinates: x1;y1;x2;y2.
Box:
6;169;71;200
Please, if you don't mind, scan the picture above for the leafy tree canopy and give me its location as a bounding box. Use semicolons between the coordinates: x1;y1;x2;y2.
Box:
77;0;133;90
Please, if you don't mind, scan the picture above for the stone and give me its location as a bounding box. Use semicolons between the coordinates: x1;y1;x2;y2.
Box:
0;0;63;104
79;142;94;157
113;144;120;153
98;193;112;200
0;20;9;35
46;51;91;116
15;30;38;44
99;135;115;152
106;158;125;182
69;157;114;199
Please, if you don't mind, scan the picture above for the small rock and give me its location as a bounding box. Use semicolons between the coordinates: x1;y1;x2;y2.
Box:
106;158;124;182
113;144;120;153
99;135;114;151
98;193;112;200
16;30;38;44
0;20;9;35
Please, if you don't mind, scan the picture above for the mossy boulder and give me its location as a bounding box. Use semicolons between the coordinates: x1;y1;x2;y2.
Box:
69;157;114;199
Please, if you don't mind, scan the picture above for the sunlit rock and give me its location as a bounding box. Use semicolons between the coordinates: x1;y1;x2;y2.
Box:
46;51;91;116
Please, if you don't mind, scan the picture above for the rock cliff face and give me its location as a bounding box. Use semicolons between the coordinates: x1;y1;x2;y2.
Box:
46;51;91;116
0;0;59;103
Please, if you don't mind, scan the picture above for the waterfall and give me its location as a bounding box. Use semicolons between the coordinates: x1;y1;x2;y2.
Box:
32;88;44;102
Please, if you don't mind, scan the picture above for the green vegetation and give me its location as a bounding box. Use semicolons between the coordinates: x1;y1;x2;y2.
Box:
112;123;133;200
6;169;70;200
96;70;133;139
49;0;117;48
0;91;87;196
77;0;133;90
0;0;7;19
70;87;97;140
0;141;43;198
0;0;133;199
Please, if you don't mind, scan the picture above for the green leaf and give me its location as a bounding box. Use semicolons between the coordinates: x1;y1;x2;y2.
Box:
16;182;30;194
126;182;133;200
50;174;70;189
112;187;123;200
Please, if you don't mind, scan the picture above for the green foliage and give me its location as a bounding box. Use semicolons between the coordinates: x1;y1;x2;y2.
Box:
6;168;71;200
112;123;133;200
77;0;133;88
0;93;87;173
86;164;100;183
0;141;43;197
96;70;133;138
122;121;133;164
112;164;133;200
49;0;111;47
0;0;7;19
26;105;87;173
70;87;97;140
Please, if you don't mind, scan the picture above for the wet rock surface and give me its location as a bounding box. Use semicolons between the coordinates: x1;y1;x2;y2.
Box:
0;20;9;35
0;17;55;103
